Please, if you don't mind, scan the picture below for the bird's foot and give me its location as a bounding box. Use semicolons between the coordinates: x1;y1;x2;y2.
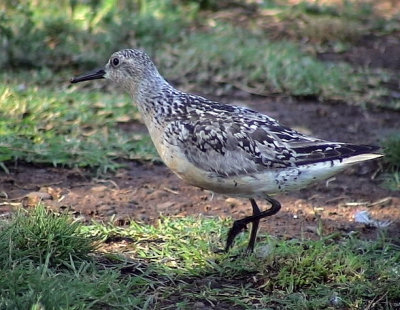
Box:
225;220;248;252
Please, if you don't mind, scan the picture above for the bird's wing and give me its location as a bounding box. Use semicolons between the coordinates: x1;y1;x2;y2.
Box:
164;102;379;177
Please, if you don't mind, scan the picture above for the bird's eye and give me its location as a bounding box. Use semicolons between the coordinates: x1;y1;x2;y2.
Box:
112;58;119;66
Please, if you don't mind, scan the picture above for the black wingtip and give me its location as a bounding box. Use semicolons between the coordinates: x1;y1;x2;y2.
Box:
351;144;382;155
294;143;383;166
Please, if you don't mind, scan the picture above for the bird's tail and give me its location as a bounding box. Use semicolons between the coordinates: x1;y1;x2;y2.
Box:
342;152;383;165
294;143;383;167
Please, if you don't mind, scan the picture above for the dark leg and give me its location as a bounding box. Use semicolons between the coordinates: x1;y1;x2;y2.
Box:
225;196;281;252
246;199;261;253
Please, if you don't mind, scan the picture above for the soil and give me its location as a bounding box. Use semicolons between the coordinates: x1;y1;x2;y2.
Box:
1;34;400;245
319;33;400;71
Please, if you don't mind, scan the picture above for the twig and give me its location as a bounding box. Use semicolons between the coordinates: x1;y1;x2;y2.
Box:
364;291;388;310
163;187;179;195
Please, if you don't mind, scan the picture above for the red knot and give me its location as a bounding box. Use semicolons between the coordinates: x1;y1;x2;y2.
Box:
71;49;382;253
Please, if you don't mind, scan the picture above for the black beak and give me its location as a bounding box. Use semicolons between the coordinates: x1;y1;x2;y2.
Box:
70;68;106;83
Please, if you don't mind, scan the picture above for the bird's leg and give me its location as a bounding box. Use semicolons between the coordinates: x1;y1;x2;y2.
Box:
225;196;281;253
246;199;261;253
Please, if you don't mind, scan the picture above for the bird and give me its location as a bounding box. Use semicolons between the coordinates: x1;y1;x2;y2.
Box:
71;49;383;253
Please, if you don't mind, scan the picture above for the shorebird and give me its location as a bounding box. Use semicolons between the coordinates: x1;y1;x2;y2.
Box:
71;49;382;253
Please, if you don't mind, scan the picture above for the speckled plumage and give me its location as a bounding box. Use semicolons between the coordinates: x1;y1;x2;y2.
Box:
71;48;382;252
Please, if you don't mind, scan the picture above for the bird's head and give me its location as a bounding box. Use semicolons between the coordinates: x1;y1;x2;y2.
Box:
71;49;160;93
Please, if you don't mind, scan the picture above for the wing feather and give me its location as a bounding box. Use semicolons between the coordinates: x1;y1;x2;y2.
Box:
163;95;380;176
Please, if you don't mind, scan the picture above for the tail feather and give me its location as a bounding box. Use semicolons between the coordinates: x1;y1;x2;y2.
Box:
342;152;383;165
295;143;382;166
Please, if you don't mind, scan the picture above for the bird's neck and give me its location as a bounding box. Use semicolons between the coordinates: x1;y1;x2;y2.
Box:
132;74;176;127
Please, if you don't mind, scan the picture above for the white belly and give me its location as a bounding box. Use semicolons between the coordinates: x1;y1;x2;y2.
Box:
157;143;348;198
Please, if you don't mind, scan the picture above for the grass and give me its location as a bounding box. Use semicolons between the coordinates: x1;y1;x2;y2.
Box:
0;0;196;70
382;134;400;190
231;0;372;54
1;264;146;310
0;205;94;267
1;205;400;309
383;134;400;168
0;71;157;173
0;205;150;309
158;24;370;101
1;0;399;105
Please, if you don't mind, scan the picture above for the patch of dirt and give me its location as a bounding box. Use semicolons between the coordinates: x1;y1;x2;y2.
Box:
1;97;399;244
319;33;400;71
